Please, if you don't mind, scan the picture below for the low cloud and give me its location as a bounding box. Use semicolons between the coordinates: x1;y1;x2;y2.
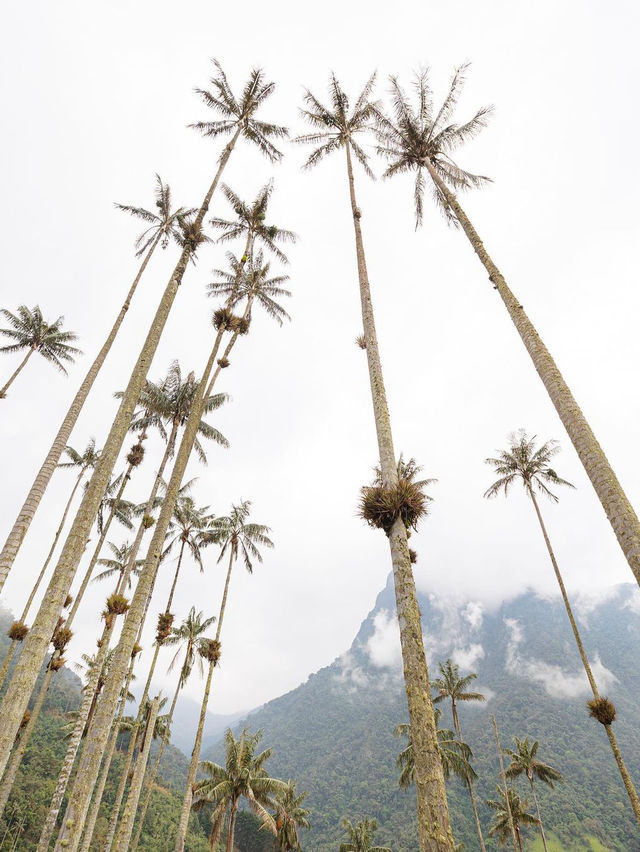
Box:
504;617;618;699
452;643;485;670
462;601;484;631
366;610;402;670
334;650;369;691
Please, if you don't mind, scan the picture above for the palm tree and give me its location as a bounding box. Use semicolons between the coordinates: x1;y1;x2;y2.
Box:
432;660;487;850
193;728;286;852
93;541;144;589
374;65;640;591
273;781;310;851
395;708;476;788
162;495;216;610
0;305;81;397
294;72;453;852
174;501;274;850
128;608;217;852
487;787;539;852
485;430;640;827
504;737;562;852
0;174;186;593
339;818;391;852
0;63;285;803
491;715;519;852
115;173;196;253
0;438;100;689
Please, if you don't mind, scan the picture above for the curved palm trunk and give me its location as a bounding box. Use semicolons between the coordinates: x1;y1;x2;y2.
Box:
130;673;183;852
113;697;160;852
529;777;548;852
491;715;519;852
0;231;161;591
450;702;486;851
530;492;640;827
226;799;239;852
0;132;241;781
427;165;640;589
345;144;453;851
166;540;187;613
0;465;86;689
0;346;35;398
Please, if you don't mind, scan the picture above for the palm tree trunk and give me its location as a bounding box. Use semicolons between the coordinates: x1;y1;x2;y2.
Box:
226;800;239;852
491;715;519;852
426;164;640;590
113;696;160;852
344;143;453;852
0;347;35;398
529;778;548;852
515;826;523;852
0;465;86;690
0;132;241;782
530;491;640;827
0;231;161;590
166;540;187;613
451;702;486;851
130;674;183;852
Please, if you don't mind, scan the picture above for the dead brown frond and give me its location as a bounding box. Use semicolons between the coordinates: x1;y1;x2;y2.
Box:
232;316;251;335
217;357;230;369
19;710;31;730
409;548;418;564
200;638;222;666
49;656;65;672
106;594;130;615
142;513;155;529
127;442;146;467
156;612;174;644
359;479;429;535
213;307;234;330
356;335;367;350
63;594;74;609
51;626;73;653
181;221;208;252
131;642;143;658
588;697;616;726
8;621;29;641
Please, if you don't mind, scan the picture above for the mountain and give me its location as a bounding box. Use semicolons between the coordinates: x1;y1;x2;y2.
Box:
204;578;640;851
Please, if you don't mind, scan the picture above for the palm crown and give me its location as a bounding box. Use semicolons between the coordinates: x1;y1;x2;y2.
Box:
273;781;310;851
93;541;144;588
504;737;563;788
0;305;81;372
164;607;217;688
294;73;379;178
432;659;486;707
395;709;476;787
190;61;288;163
339;817;391;852
209;250;292;325
487;785;540;846
163;494;216;571
115;174;196;255
374;64;492;225
484;429;575;503
58;438;101;473
211;500;274;573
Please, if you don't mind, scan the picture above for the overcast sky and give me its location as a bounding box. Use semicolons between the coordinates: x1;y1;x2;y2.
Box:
1;1;639;715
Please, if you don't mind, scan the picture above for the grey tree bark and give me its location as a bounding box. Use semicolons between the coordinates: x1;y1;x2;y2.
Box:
0;347;35;398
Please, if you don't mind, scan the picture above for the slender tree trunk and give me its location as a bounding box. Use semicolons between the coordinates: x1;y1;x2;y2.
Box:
166;540;187;613
216;551;235;641
451;702;486;851
226;800;239;852
0;232;161;591
530;491;640;827
427;165;640;589
344;144;453;851
491;715;519;852
515;827;523;852
112;697;160;852
0;466;86;689
529;778;548;852
0;132;241;778
0;347;35;398
130;673;183;852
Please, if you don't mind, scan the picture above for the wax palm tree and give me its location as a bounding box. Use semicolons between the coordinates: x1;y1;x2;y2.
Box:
128;608;217;852
209;250;291;326
485;430;640;827
162;496;216;610
395;708;476;788
0;305;81;397
115;173;196;253
504;737;562;852
273;781;310;851
194;728;286;852
339;818;391;852
374;65;640;593
432;660;486;849
487;787;539;852
294;72;452;852
93;541;144;589
0;63;285;810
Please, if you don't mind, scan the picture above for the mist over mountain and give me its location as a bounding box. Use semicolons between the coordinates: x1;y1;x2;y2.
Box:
205;579;640;851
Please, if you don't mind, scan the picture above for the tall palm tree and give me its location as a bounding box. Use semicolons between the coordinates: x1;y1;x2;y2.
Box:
395;709;476;788
93;541;144;589
273;781;310;851
339;818;392;852
0;305;81;397
128;608;217;852
115;173;196;253
432;660;487;850
162;495;216;610
491;715;519;852
0;438;100;689
0;174;186;592
504;737;563;852
0;62;285;800
193;728;286;852
374;65;640;591
294;74;454;852
174;501;274;850
487;787;539;852
485;430;640;827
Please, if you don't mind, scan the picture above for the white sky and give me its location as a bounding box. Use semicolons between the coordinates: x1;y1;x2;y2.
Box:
1;1;639;714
